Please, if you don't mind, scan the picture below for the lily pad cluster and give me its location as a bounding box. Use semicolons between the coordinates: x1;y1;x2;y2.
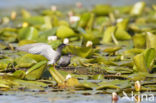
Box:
0;1;156;97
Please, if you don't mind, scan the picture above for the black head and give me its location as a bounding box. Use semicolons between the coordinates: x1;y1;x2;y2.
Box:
57;43;67;52
58;43;66;48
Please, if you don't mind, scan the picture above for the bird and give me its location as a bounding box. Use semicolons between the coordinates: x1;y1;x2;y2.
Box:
57;54;72;67
16;43;66;65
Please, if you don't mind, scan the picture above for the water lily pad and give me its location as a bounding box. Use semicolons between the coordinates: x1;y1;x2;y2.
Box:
115;29;131;40
13;70;26;79
146;32;156;50
93;4;112;16
18;27;38;40
25;61;47;80
0;59;13;70
133;33;146;48
56;26;76;39
65;45;94;58
102;26;116;44
49;66;65;84
15;55;37;68
97;80;130;90
133;48;156;73
78;12;91;28
130;1;146;16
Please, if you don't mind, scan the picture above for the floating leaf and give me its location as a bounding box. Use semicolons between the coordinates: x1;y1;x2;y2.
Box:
93;4;112;16
92;74;103;80
130;1;146;16
102;26;116;44
115;29;131;40
143;48;156;72
65;45;94;58
133;48;156;73
15;55;37;68
25;61;47;80
56;26;76;39
133;33;146;48
24;16;44;25
97;80;130;90
18;40;36;46
21;9;31;18
116;18;129;30
49;66;65;84
76;81;97;90
0;59;13;70
103;46;121;54
64;77;80;87
78;12;91;28
18;27;38;40
146;32;156;50
13;70;26;79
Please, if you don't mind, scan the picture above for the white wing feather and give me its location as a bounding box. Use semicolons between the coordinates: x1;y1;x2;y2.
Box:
17;43;58;62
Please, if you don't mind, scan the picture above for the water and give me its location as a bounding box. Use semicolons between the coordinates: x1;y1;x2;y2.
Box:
0;0;156;9
0;90;112;103
0;90;156;103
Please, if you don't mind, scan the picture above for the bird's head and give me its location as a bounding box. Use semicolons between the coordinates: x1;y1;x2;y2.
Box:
57;43;67;53
58;43;66;48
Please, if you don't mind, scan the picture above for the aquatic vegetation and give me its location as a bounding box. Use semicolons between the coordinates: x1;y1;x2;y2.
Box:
0;1;156;99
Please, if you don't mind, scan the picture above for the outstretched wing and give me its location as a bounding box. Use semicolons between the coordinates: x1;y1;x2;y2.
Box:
16;43;46;53
17;43;56;60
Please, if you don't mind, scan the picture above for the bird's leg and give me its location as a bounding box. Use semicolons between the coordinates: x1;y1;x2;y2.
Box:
53;64;56;69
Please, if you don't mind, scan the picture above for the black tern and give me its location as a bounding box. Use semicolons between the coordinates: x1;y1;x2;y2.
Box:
57;54;72;67
16;43;66;65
